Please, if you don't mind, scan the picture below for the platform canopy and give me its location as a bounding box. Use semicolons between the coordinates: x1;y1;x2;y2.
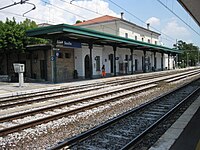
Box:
26;24;181;54
178;0;200;27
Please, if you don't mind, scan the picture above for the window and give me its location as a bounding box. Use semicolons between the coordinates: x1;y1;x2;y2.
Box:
148;39;151;43
155;41;157;45
135;36;137;40
141;37;144;42
65;53;71;58
95;56;100;71
125;33;128;38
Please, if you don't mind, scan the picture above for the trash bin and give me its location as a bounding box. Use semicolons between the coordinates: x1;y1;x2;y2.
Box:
73;70;78;79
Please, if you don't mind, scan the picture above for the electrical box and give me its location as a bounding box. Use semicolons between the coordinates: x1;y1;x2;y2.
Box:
13;63;25;73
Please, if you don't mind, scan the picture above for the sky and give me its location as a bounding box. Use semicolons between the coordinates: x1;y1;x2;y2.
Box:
0;0;200;48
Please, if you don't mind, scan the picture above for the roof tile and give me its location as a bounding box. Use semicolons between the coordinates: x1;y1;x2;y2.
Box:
74;15;118;26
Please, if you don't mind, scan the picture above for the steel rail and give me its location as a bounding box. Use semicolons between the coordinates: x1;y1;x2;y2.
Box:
0;69;199;137
0;84;156;136
121;85;200;150
0;68;198;101
1;69;200;109
49;78;200;150
1;69;199;123
0;80;157;123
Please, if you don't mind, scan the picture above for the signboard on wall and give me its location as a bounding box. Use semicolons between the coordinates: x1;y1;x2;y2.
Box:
57;40;82;48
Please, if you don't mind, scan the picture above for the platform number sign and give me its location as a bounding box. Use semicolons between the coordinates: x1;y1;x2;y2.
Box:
50;56;55;61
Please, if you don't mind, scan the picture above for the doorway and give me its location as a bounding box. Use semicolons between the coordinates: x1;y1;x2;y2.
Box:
109;54;114;73
84;55;90;78
135;59;138;71
40;60;47;80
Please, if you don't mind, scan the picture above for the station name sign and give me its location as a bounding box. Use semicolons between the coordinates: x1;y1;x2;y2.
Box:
57;40;82;48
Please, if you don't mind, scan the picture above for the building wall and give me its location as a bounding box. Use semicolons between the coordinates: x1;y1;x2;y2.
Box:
74;48;83;76
118;21;159;44
75;45;103;78
56;48;74;82
81;22;118;35
73;44;168;78
76;20;169;73
25;47;75;82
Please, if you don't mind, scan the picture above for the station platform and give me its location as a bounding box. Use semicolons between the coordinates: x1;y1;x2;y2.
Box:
0;79;199;150
150;95;200;150
0;79;105;98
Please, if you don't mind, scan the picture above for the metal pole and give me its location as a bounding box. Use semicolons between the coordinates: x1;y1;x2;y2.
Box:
113;46;117;76
89;43;93;79
130;48;134;74
143;50;146;73
168;53;170;70
161;52;164;71
18;72;24;87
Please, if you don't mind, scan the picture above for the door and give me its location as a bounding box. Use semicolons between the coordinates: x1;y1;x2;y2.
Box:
40;60;47;80
109;54;114;73
135;59;138;71
85;55;90;78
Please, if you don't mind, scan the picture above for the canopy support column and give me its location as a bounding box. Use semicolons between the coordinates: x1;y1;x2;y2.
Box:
51;39;57;83
89;43;93;79
113;45;117;76
161;52;164;71
143;50;146;73
130;48;134;74
154;51;156;72
168;53;170;70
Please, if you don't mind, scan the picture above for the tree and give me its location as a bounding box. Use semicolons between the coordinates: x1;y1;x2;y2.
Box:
75;20;82;24
174;40;200;67
0;18;47;75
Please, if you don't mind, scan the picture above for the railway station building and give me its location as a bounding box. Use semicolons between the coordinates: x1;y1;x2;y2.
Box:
26;15;180;82
1;15;181;83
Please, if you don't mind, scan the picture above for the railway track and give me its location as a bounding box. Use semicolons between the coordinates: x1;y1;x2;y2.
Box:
0;68;198;101
0;68;200;110
0;69;199;137
50;77;200;150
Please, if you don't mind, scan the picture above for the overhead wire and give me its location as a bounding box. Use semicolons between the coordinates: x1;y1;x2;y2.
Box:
0;0;28;10
1;0;180;46
60;0;175;45
106;0;176;43
0;10;55;23
157;0;200;37
40;0;87;21
42;0;125;36
59;0;119;33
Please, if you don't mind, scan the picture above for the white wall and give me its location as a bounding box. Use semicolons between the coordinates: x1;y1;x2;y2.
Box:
75;45;103;78
74;19;175;77
74;48;84;76
156;52;162;70
118;21;159;44
102;46;113;74
81;22;118;35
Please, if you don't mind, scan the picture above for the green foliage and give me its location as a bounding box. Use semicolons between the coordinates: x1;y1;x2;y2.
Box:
75;20;82;24
174;40;200;67
0;18;47;55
